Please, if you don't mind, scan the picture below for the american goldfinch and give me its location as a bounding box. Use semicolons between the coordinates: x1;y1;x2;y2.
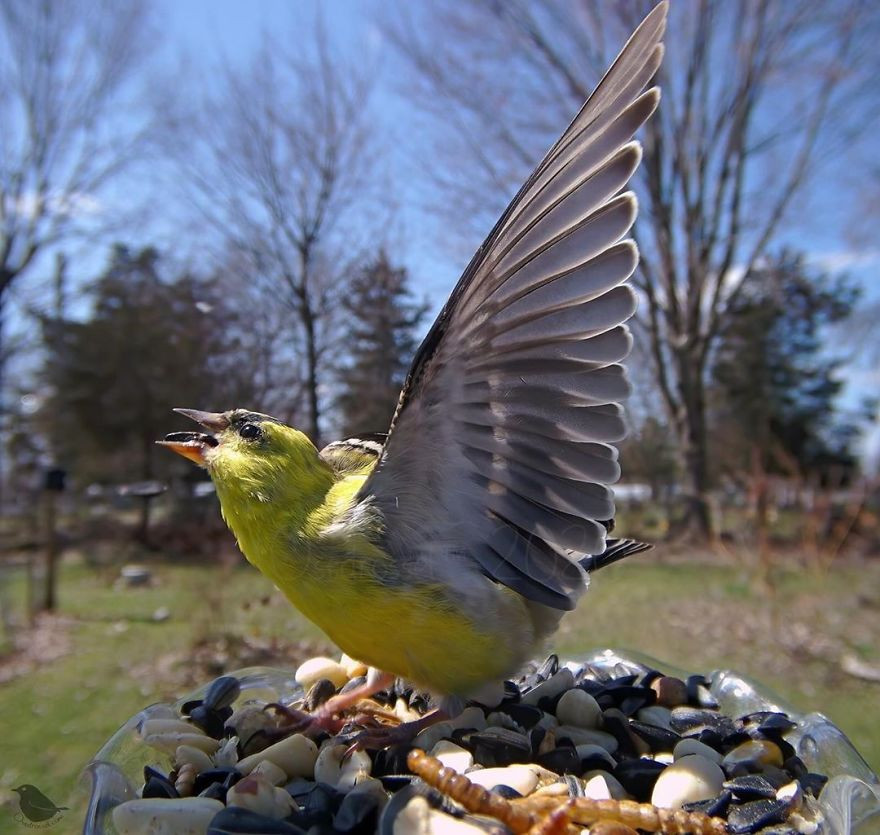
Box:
161;3;665;736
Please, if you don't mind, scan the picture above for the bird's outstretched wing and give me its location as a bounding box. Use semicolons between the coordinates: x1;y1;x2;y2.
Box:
356;4;666;611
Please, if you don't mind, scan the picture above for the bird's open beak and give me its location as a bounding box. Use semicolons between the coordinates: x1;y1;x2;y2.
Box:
157;409;228;466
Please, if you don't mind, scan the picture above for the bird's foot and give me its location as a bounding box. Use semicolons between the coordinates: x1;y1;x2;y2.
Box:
265;670;397;739
339;708;449;750
265;702;348;737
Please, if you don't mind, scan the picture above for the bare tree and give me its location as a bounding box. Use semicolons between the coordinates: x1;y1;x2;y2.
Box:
0;0;152;502
387;0;879;540
161;29;378;445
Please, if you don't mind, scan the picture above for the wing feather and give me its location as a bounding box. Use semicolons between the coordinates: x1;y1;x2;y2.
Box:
491;285;636;349
469;326;633;372
356;4;667;611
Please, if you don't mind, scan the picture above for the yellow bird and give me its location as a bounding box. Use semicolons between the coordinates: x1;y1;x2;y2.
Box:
161;3;665;739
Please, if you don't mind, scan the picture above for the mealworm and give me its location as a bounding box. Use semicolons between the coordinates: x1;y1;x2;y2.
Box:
406;749;729;835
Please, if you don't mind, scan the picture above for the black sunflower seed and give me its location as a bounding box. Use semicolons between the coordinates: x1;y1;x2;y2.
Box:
682;789;732;817
723;774;778;800
613;758;666;800
726;798;789;834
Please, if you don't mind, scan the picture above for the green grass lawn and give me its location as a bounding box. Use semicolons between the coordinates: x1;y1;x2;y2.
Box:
1;552;877;818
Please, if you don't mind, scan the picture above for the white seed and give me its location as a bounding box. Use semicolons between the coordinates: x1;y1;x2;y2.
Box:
236;732;318;778
392;794;492;834
673;738;723;764
788;811;819;834
173;762;198;796
142;732;219;756
555;688;602;729
583;770;628;800
140;719;200;736
339;653;368;678
464;765;539;795
532;782;569;797
314;743;347;785
295;656;349;689
112;797;223;834
430;740;474;772
521;669;575;706
651;754;725;809
139;718;219;755
250;759;288;786
777;780;803;810
338;747;373;791
174;745;213;773
226;772;293;819
395;697;420;723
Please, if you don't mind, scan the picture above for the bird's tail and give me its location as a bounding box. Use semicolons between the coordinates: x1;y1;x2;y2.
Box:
580;537;653;573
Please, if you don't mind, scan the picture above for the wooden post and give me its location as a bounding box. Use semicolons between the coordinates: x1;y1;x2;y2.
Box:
43;488;58;612
41;467;66;612
25;551;36;626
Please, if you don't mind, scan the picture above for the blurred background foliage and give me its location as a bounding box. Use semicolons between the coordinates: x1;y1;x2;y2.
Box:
0;0;879;807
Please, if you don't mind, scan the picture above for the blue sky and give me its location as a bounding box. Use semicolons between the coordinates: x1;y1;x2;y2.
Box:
150;0;464;300
8;0;879;465
155;0;880;286
157;0;880;467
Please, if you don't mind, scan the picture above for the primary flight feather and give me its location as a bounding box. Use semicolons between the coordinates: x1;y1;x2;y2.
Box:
162;2;666;724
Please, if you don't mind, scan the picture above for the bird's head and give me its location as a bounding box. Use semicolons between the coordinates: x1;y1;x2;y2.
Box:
159;409;333;524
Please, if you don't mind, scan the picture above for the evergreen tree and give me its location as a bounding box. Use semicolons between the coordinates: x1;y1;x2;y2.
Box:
37;244;258;538
337;252;428;436
619;416;679;502
711;252;860;485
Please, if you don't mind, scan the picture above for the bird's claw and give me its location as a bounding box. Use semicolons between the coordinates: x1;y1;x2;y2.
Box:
336;721;418;751
264;701;346;737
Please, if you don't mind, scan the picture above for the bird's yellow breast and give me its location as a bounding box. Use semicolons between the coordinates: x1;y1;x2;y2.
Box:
256;542;528;694
217;470;532;694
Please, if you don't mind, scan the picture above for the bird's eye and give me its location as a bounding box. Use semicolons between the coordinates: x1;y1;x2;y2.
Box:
239;423;262;441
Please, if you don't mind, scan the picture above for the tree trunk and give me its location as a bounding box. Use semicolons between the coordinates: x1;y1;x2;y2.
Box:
136;498;151;546
135;430;153;546
0;288;6;518
671;349;715;542
301;304;321;446
681;431;714;541
751;443;772;591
